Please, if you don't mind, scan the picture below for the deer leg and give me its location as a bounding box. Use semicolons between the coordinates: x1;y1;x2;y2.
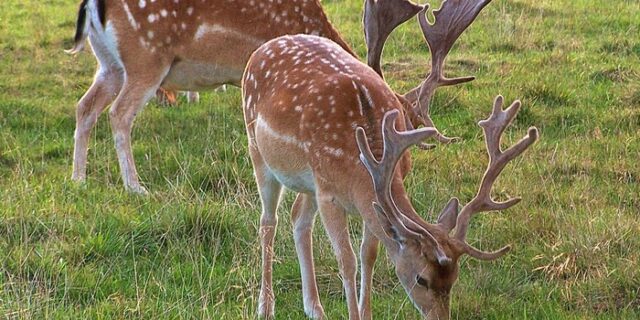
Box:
257;175;282;319
358;225;379;320
249;148;283;319
291;193;325;319
72;68;123;182
108;67;168;194
318;195;360;320
185;91;200;103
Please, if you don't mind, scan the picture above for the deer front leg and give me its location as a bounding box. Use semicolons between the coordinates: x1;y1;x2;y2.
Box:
72;68;123;182
186;91;201;103
358;225;379;320
108;66;168;194
291;193;325;319
250;151;283;319
318;195;360;320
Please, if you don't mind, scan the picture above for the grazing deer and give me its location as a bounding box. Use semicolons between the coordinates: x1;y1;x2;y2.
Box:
66;0;353;193
243;31;536;320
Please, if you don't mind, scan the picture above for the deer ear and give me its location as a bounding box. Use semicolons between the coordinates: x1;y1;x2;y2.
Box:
372;202;405;245
437;197;459;233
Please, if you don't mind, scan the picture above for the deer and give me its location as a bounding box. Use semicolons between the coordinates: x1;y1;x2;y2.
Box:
243;33;538;319
66;0;354;194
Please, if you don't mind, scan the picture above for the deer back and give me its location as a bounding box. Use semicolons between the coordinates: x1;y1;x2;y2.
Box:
243;34;412;198
71;0;353;89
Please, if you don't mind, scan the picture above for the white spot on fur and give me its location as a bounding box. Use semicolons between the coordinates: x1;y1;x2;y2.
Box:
194;23;263;45
323;146;344;157
122;3;140;30
256;115;305;149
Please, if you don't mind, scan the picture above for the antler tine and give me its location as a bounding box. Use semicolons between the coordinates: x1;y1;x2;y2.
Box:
363;0;423;77
397;94;438;150
356;109;438;194
405;0;492;141
452;95;538;256
399;91;458;144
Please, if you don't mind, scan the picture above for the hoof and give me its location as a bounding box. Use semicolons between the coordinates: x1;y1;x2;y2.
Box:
258;293;275;319
126;184;149;195
71;173;86;182
304;304;325;319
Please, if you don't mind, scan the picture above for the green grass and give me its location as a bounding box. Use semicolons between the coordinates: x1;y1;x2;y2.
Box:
1;0;639;318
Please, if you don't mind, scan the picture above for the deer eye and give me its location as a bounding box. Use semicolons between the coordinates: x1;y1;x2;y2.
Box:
415;275;429;288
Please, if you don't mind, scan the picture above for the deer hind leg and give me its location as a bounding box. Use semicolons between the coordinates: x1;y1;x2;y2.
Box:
358;225;379;320
291;193;325;319
108;65;170;194
317;194;360;320
72;67;123;182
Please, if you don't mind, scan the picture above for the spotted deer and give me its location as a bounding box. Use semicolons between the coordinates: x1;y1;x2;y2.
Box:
67;0;353;193
242;24;536;320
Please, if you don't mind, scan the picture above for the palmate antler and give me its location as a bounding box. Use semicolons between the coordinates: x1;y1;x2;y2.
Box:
364;0;493;142
412;0;491;110
451;95;538;260
363;0;423;78
406;0;493;140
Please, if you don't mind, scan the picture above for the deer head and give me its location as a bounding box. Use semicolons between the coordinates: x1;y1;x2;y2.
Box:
356;95;538;318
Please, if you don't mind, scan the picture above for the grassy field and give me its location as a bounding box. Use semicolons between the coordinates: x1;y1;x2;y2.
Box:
0;0;639;318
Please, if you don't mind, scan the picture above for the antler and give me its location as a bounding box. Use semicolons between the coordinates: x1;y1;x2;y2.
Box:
363;0;423;78
356;110;437;197
404;0;492;141
452;95;538;260
356;110;454;265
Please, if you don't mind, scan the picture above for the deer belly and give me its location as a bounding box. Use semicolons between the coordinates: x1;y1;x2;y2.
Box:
161;60;242;91
270;169;316;194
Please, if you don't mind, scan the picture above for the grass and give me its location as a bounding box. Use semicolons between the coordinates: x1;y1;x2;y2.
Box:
0;0;639;318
